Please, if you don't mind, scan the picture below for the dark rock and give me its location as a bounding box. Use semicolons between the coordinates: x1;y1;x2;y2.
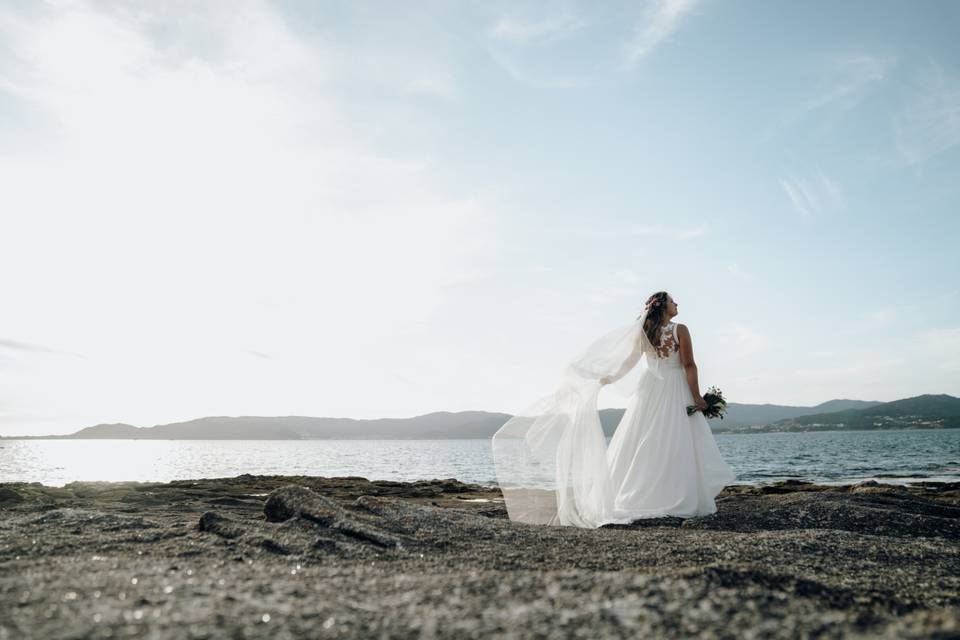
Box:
264;485;406;549
0;487;24;506
681;489;960;538
311;536;355;554
197;511;244;539
25;508;160;531
264;485;344;524
601;515;684;529
258;538;292;555
205;496;261;507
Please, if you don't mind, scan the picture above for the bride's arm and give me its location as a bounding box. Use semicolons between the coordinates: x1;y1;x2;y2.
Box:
676;324;704;402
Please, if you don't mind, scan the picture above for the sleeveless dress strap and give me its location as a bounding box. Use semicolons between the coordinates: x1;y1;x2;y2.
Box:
671;322;678;344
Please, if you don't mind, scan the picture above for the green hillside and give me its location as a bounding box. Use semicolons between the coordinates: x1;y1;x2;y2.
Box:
767;394;960;431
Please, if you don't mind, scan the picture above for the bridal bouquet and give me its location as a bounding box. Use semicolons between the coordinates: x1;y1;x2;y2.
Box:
687;385;727;419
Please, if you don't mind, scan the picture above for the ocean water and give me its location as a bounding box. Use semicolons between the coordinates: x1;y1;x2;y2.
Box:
1;429;958;488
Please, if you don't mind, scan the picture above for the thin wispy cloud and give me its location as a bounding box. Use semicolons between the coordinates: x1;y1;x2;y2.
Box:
584;268;650;306
481;6;593;88
800;54;893;113
488;11;587;45
789;322;959;401
718;324;771;359
794;357;904;380
484;45;584;89
620;0;700;69
0;338;82;357
894;59;960;169
760;53;894;143
938;289;960;301
794;326;960;397
779;169;845;219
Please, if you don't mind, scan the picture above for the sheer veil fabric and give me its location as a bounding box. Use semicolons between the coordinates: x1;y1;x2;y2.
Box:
491;307;666;528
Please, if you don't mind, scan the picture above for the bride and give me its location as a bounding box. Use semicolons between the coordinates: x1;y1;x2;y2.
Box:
491;291;736;528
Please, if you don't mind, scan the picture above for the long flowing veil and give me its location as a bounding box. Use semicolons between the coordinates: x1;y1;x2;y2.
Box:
491;306;663;527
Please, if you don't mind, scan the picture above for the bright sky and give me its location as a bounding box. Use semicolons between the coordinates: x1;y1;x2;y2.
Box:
1;0;958;436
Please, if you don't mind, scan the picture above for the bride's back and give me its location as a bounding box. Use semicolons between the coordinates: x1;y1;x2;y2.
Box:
652;321;682;369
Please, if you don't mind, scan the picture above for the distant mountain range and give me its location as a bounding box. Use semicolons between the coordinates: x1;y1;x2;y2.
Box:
52;411;514;440
717;393;960;433
5;394;958;440
601;398;887;435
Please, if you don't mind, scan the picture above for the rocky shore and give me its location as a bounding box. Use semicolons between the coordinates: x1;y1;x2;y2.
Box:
1;476;958;638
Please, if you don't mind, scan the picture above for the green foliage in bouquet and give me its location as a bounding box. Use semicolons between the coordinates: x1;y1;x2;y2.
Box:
686;385;727;419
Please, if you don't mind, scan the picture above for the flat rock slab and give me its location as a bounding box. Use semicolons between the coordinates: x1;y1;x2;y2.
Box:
0;476;958;638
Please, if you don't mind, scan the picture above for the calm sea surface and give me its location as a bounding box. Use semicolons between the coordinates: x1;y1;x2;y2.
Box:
1;429;958;488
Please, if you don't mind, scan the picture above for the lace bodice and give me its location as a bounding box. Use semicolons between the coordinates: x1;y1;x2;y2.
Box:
653;321;680;361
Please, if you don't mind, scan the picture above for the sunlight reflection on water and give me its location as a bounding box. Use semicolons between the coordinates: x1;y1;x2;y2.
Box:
1;429;957;487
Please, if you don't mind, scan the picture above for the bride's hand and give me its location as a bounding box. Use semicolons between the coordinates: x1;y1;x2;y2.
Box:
599;376;612;386
694;396;708;411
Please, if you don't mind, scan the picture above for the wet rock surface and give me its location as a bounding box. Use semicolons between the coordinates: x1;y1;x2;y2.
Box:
0;475;958;638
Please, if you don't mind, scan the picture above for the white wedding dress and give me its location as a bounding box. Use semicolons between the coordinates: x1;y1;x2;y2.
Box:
604;320;735;522
491;312;736;528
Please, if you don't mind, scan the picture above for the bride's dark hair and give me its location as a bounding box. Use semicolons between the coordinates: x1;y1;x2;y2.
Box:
636;290;670;346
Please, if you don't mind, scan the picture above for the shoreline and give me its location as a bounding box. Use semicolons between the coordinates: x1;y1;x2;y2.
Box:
1;475;958;638
3;425;959;440
4;474;960;490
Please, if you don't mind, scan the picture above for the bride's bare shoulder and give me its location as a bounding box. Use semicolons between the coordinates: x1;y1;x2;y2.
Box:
676;323;691;338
